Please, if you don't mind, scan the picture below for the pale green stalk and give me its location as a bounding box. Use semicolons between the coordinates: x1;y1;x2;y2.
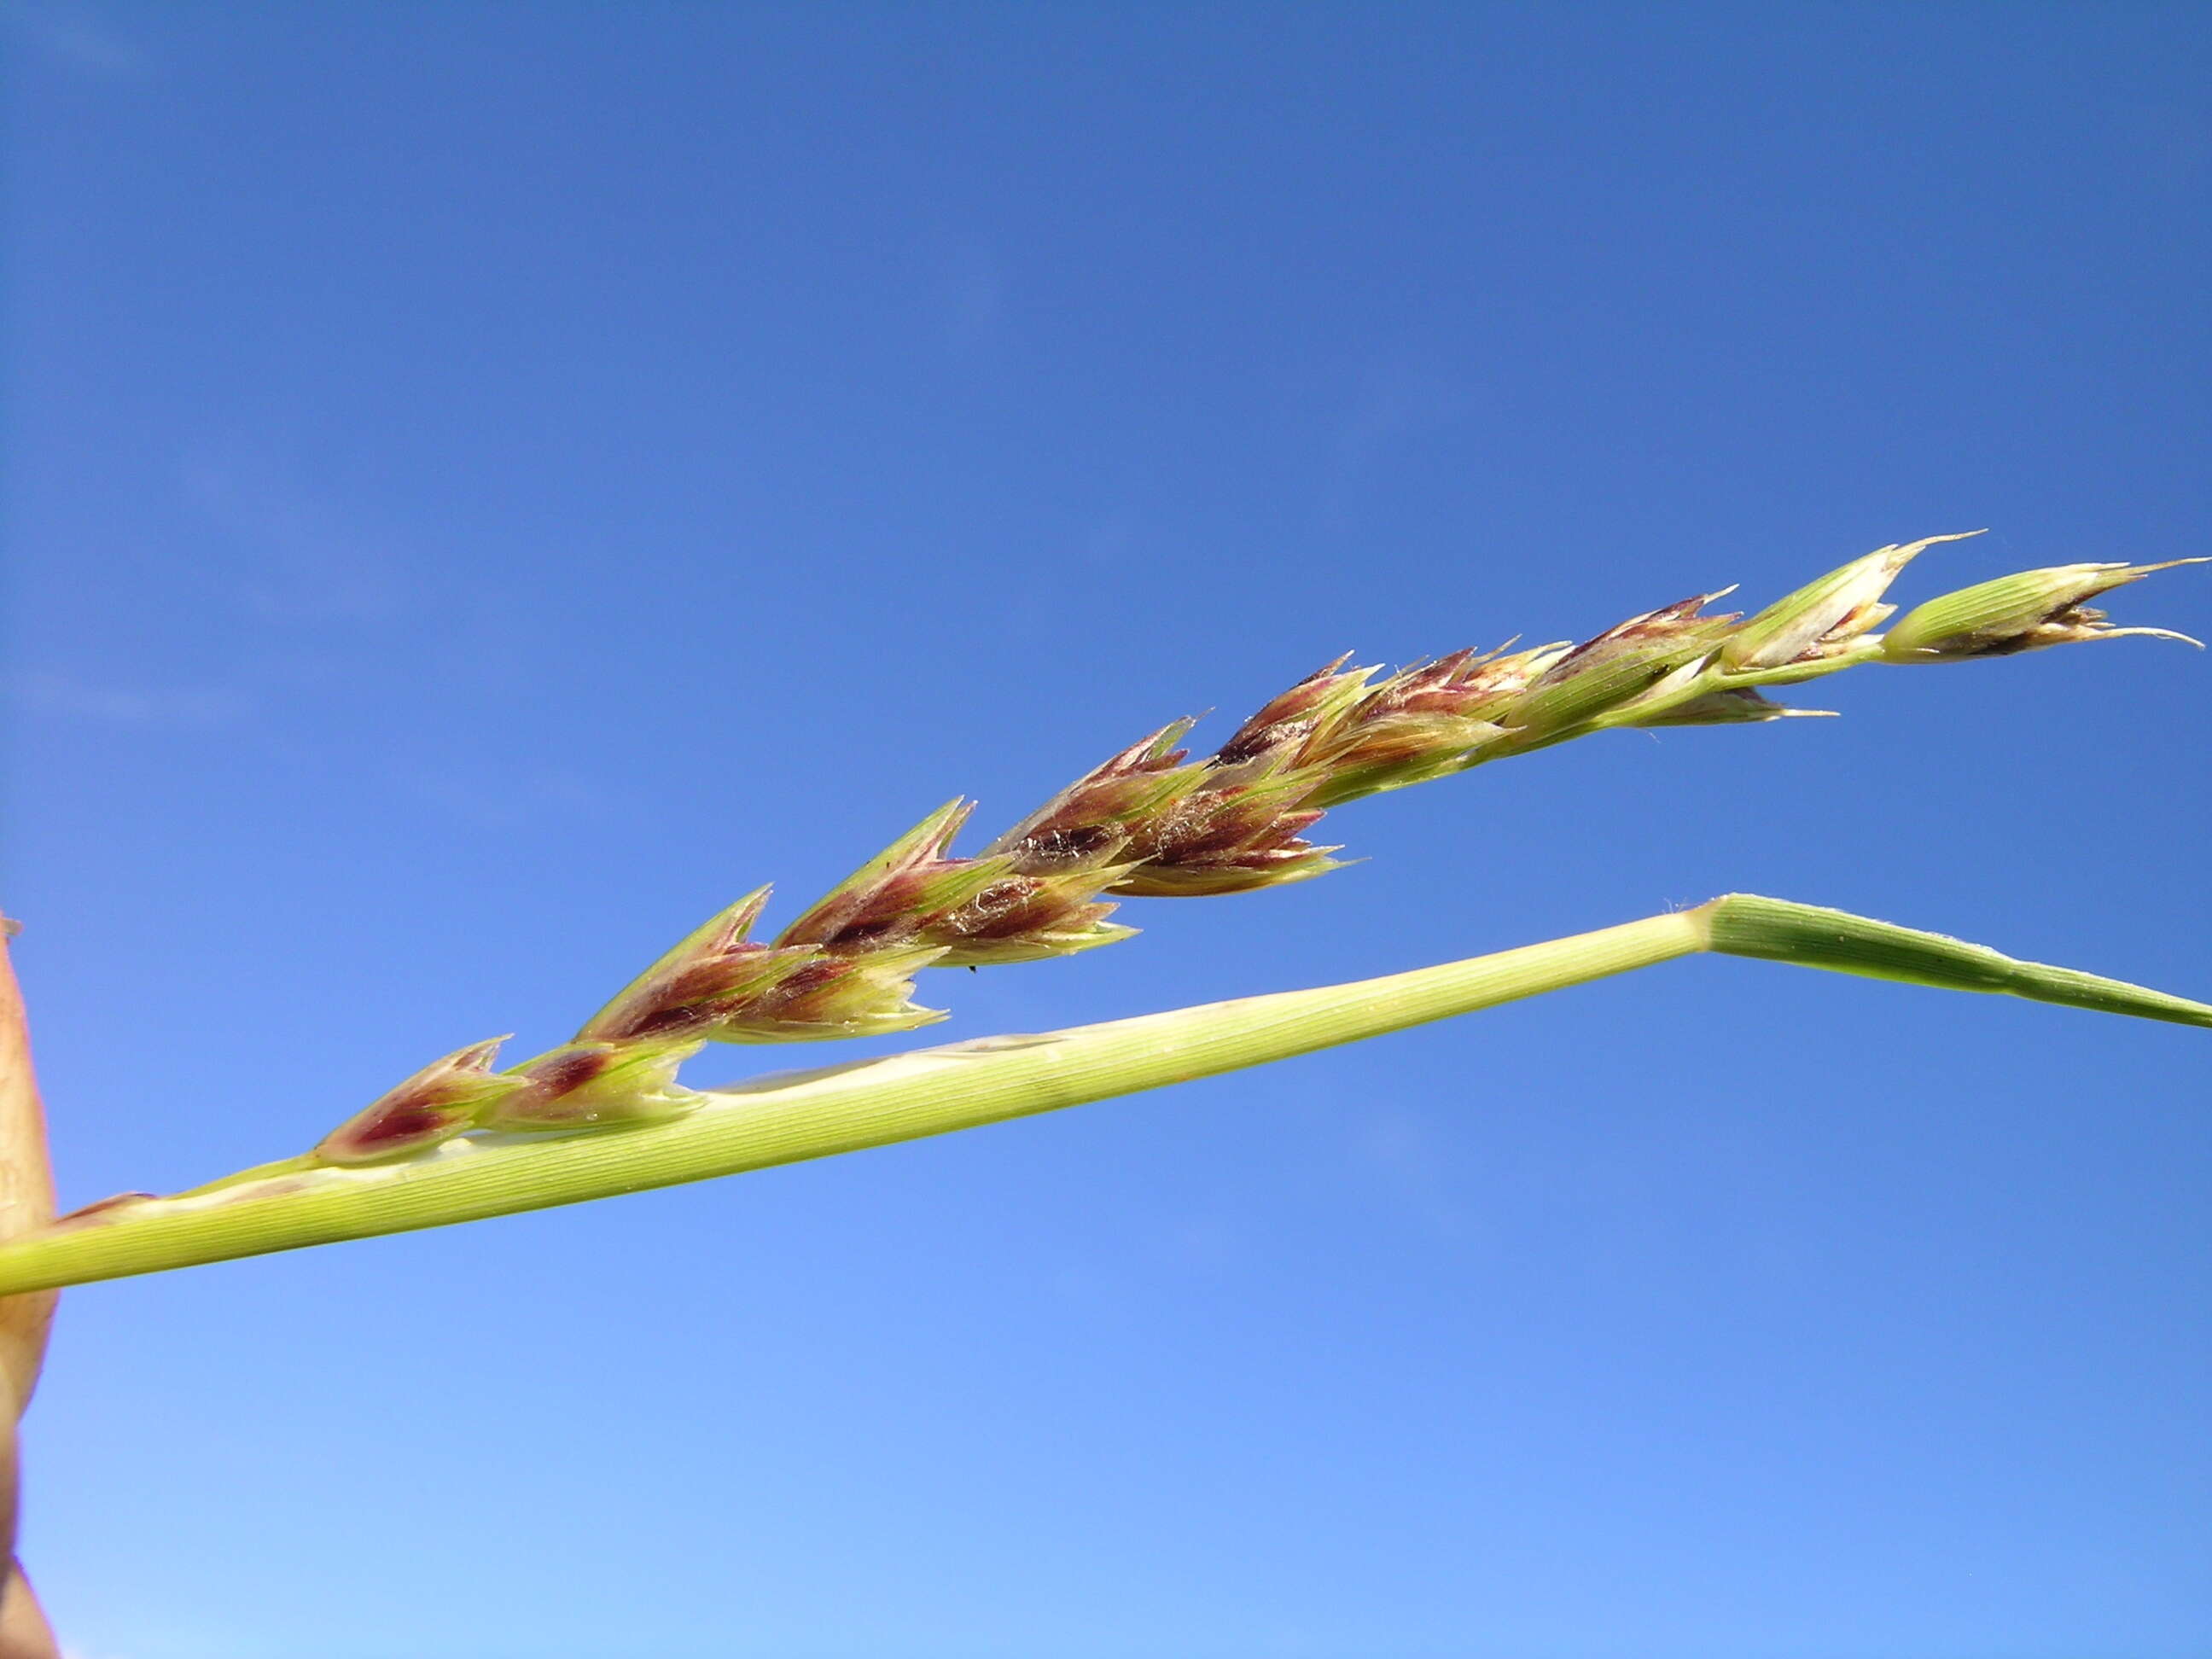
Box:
3;894;2201;1298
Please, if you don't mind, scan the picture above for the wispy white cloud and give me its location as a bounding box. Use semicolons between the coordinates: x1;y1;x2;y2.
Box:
10;0;156;79
12;669;250;729
180;445;409;625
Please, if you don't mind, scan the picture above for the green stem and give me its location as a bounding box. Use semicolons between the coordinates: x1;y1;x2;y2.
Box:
3;897;2201;1296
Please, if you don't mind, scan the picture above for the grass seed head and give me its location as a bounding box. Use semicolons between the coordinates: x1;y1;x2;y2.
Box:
303;533;2205;1167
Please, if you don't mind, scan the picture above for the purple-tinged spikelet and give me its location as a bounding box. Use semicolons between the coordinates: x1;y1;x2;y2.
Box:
316;1038;529;1164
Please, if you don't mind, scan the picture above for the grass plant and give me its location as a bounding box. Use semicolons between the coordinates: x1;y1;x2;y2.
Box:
0;534;2202;1651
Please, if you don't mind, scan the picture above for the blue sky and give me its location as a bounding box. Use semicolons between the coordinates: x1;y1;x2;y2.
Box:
5;4;2209;1655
